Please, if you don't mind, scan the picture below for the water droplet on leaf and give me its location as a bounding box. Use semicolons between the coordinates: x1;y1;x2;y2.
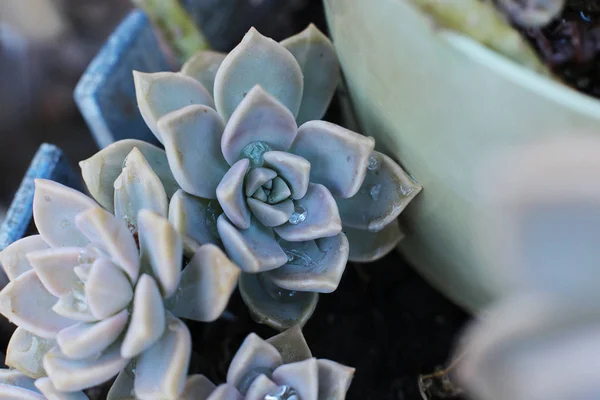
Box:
288;206;307;225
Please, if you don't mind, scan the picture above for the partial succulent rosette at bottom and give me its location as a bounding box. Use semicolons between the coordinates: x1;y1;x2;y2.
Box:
0;369;88;399
0;179;241;398
108;325;355;400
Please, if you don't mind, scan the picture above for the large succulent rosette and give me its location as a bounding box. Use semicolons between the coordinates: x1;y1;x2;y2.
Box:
124;25;421;329
0;173;239;398
108;325;354;400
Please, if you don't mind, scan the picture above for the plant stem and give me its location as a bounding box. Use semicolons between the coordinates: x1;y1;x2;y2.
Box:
133;0;210;64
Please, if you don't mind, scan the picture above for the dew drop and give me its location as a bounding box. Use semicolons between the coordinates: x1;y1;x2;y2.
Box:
369;184;381;200
264;385;299;400
367;155;380;171
241;141;272;167
288;206;307;225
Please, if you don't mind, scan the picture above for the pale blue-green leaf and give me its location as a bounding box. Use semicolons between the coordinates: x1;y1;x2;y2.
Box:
214;28;303;120
206;384;242;400
53;286;97;323
121;274;166;359
134;314;191;400
239;273;318;331
268;177;291;204
281;24;340;124
0;370;43;400
274;184;342;242
44;342;129;392
263;151;310;200
345;220;404;263
226;333;282;390
27;247;82;297
169;190;221;246
247;198;294;228
0;270;74;338
34;377;89;400
166;244;239;322
79;139;179;212
0;235;48;281
317;359;355;400
220;86;298;165
216;159;251;229
138;210;182;299
158;104;229;199
266;233;349;293
33;180;96;248
272;358;319;400
181;51;226;97
245;168;277;196
113;148;168;234
56;310;128;360
336;151;422;232
217;216;287;273
290;121;375;198
133;71;214;143
245;374;278;400
180;375;216;400
6;328;55;379
84;258;133;320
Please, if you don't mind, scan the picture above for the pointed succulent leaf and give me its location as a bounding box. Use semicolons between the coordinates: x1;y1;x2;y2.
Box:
266;233;349;293
34;377;89;400
217;215;287;273
121;274;166;358
317;359;355;400
216;159;251;229
268;177;292;204
239;273;318;331
24;247;79;297
79;139;179;212
114;148;168;234
181;50;226;96
0;370;43;400
44;342;129;392
85;258;133;320
267;324;312;364
245;374;278;400
272;358;319;400
263;151;310;200
167;244;240;322
33;180;96;248
345;220;404;263
0;270;74;338
206;384;242;400
245;168;277;196
52;286;96;323
138;210;182;298
290;121;375;198
226;333;283;390
134;314;191;400
247;198;294;227
180;375;216;400
281;24;340;124
337;151;422;231
6;328;56;378
169;190;221;245
106;366;135;400
0;235;48;280
274;183;342;242
159;105;229;199
56;310;128;360
133;71;214;143
220;86;298;165
214;28;303;120
75;207;139;281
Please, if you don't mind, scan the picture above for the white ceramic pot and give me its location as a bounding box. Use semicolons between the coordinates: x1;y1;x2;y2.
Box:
323;0;600;310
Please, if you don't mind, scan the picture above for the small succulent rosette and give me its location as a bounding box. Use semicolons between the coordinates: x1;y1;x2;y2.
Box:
123;24;420;329
0;177;240;398
110;325;354;400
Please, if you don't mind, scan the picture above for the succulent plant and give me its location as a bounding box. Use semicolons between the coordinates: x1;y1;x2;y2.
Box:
0;174;240;397
109;325;354;400
0;369;88;399
83;24;419;329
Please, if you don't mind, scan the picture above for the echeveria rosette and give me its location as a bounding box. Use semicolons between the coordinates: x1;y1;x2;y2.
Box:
109;325;354;400
132;25;421;329
0;174;240;398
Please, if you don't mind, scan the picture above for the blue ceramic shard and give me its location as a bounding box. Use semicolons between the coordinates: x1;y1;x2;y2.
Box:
74;10;169;148
0;144;81;253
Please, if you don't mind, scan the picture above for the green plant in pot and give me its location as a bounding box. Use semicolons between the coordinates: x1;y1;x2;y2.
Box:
323;0;600;310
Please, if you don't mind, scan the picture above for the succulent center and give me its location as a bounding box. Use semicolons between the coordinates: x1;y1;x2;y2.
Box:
242;141;272;167
264;385;299;400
